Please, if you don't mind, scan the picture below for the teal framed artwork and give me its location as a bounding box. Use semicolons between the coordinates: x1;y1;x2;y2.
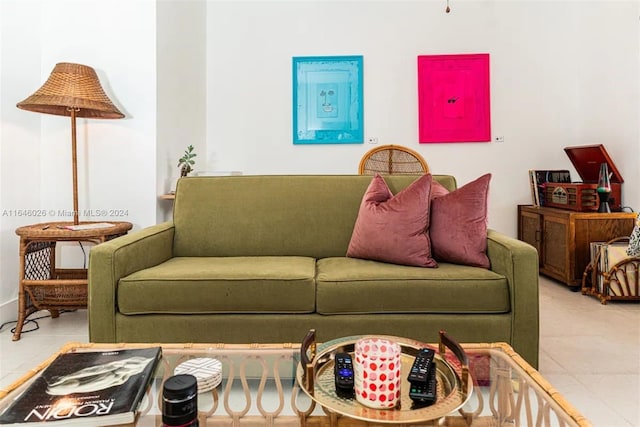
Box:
292;55;364;144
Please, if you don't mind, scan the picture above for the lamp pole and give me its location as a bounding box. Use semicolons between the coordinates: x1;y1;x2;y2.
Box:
69;107;80;225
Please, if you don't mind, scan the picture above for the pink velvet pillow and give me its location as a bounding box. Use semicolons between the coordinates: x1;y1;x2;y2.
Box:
430;174;491;268
431;180;450;199
347;174;437;268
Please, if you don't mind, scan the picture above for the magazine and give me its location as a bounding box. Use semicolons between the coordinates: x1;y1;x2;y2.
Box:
589;241;607;293
62;223;115;231
528;170;540;206
0;347;162;426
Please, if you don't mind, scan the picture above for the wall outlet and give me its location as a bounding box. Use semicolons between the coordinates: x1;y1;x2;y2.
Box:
367;137;379;144
494;136;504;143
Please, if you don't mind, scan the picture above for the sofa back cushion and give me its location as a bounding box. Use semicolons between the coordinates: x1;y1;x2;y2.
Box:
172;175;457;258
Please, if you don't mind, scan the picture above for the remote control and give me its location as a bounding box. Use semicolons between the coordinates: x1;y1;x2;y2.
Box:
409;362;437;405
334;352;354;394
407;348;435;383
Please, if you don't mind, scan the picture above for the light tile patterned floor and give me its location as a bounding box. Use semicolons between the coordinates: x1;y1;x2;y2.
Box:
537;276;639;426
0;276;638;426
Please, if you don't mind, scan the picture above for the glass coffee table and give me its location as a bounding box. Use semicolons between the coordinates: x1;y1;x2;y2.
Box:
0;341;590;427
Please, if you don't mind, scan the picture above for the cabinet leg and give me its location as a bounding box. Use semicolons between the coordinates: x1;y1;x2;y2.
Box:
50;309;60;318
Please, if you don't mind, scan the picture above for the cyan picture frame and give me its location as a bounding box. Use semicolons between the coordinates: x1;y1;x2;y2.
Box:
292;55;364;144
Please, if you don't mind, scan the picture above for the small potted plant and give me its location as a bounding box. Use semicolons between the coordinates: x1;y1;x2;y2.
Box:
178;145;197;177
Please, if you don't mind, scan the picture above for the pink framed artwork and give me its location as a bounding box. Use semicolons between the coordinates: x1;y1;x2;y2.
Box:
417;53;490;143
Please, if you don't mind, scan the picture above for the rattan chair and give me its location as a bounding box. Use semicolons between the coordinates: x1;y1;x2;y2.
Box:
358;145;429;175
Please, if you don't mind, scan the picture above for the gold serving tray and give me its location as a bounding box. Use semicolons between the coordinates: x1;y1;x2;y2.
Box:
296;330;472;424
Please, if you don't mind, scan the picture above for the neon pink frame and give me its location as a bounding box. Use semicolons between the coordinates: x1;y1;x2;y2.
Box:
418;53;490;143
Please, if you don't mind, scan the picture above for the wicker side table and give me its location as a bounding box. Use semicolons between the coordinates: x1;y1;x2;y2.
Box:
13;221;132;341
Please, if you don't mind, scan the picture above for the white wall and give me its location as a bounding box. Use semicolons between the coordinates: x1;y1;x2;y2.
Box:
0;0;157;325
156;0;207;223
573;3;640;208
0;0;45;322
205;0;640;236
37;0;157;231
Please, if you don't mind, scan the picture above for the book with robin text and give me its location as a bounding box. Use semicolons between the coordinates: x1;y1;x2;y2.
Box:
0;347;162;426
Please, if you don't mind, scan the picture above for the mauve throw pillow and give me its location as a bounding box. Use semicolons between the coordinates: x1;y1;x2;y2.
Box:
431;180;450;199
347;174;437;268
430;174;491;268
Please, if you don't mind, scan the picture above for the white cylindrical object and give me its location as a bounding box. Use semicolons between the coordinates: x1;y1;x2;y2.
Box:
354;338;401;409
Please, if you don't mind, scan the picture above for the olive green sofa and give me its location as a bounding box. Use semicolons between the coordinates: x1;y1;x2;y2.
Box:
88;175;539;367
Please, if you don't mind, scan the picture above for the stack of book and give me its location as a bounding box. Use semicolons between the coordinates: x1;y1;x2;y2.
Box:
0;347;162;426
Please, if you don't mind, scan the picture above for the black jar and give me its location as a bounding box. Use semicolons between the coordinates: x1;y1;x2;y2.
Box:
162;374;198;427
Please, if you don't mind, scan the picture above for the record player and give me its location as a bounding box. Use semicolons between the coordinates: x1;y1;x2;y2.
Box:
543;144;623;212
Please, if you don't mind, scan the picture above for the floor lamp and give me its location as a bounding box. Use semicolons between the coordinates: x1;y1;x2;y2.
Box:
17;62;124;225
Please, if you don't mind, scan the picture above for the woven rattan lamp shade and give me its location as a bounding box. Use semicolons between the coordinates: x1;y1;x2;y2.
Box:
17;62;123;118
17;62;123;225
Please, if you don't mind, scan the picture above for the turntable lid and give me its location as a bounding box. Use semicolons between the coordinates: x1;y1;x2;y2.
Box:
563;144;623;184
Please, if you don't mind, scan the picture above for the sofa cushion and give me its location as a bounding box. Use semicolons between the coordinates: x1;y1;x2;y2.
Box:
316;257;508;314
117;256;316;314
430;173;491;268
347;174;436;268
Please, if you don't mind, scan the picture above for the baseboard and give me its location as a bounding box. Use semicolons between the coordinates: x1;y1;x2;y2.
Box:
0;298;18;331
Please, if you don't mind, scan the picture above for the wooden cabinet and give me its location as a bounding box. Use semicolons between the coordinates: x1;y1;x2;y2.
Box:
517;205;637;288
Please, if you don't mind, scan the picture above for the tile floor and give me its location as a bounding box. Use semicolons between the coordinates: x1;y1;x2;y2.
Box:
0;275;638;426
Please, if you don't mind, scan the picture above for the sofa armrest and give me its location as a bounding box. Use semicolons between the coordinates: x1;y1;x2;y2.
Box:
486;229;540;368
88;221;175;342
